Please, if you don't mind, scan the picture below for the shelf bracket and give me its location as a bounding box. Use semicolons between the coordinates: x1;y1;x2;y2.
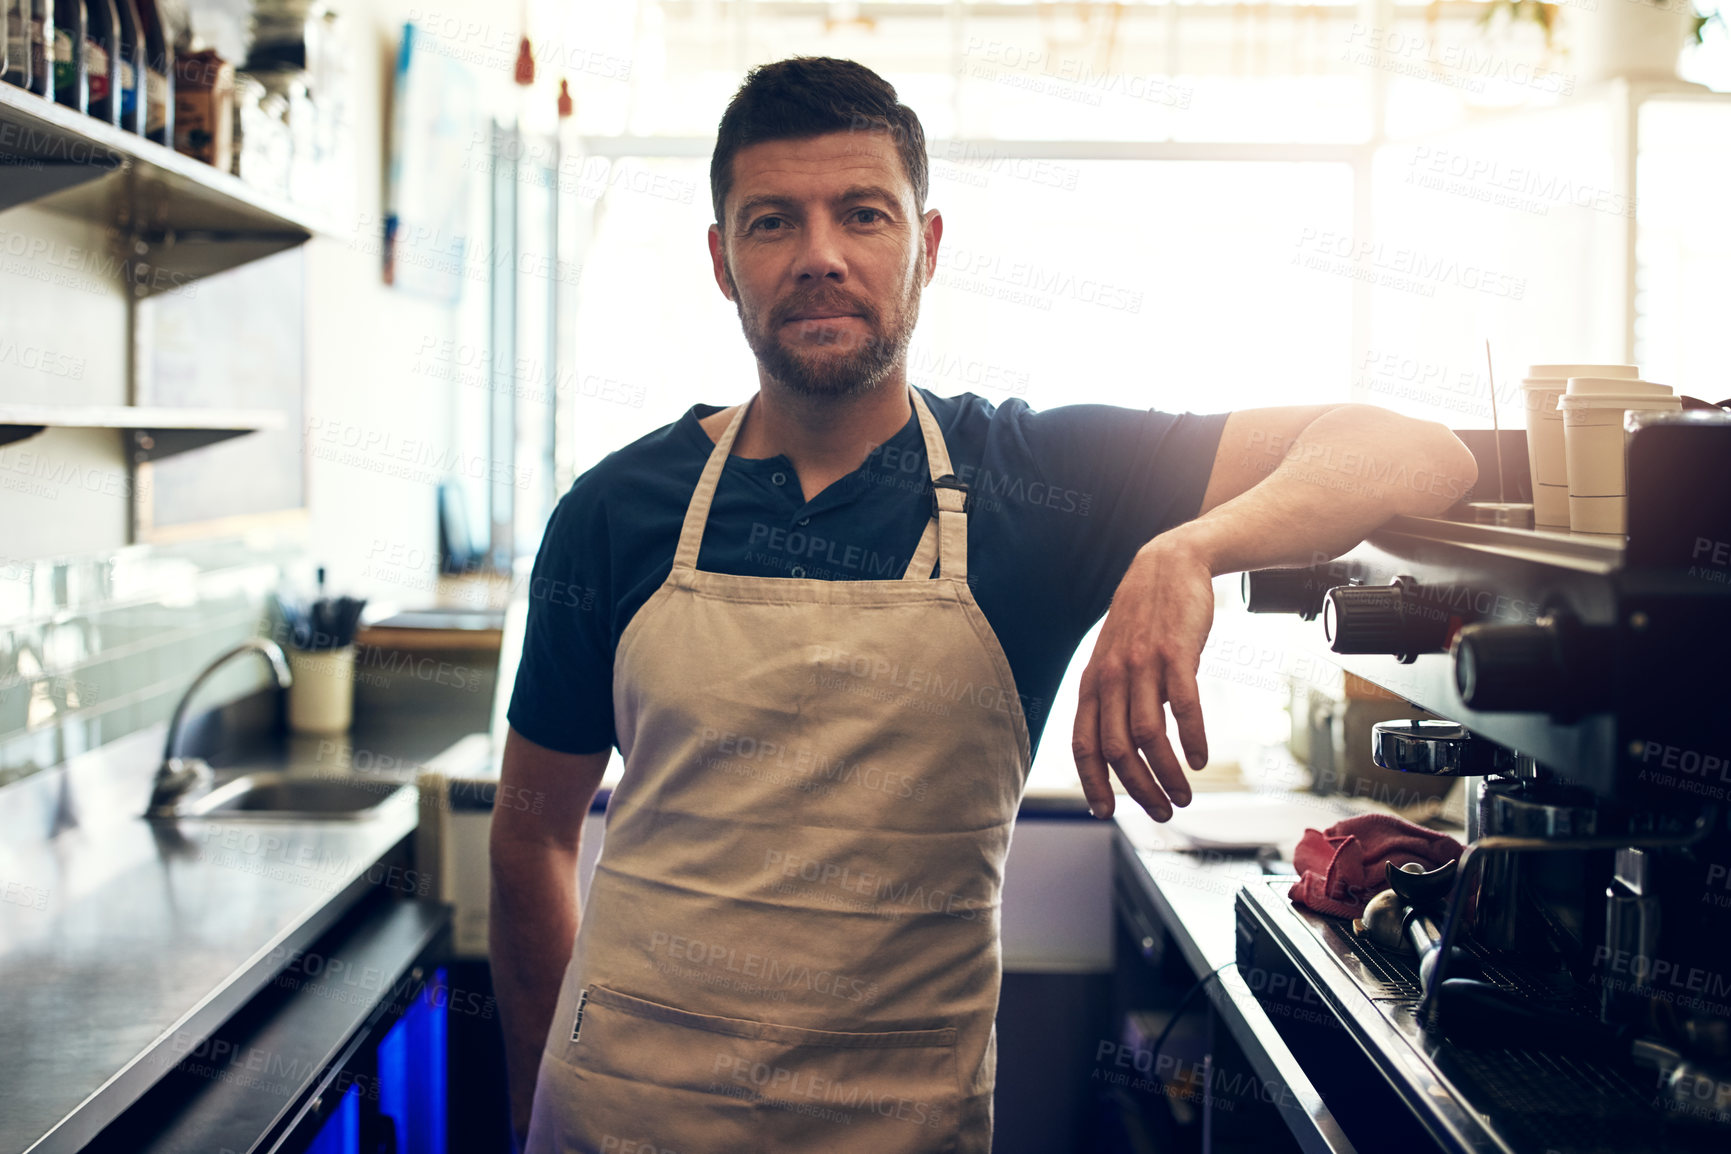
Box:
0;424;49;449
0;159;120;212
126;427;261;463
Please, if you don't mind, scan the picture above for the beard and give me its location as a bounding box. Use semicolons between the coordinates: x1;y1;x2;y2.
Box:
726;257;923;400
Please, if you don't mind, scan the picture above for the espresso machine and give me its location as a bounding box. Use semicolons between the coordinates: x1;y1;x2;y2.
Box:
1233;414;1731;1154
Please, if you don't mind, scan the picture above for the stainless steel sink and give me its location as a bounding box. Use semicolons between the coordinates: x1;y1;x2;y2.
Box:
162;773;412;821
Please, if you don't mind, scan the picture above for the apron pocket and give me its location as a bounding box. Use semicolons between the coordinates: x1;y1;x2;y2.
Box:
565;984;965;1154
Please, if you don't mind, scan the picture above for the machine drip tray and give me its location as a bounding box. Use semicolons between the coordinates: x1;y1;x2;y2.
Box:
1235;878;1725;1154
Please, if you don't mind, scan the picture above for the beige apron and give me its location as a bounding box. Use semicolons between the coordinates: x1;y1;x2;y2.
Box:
525;386;1032;1154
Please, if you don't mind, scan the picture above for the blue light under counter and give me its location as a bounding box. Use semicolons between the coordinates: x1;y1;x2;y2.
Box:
302;965;451;1154
376;967;451;1154
304;1087;360;1154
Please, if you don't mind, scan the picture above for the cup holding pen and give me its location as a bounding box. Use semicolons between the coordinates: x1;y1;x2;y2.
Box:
279;589;368;734
288;646;357;734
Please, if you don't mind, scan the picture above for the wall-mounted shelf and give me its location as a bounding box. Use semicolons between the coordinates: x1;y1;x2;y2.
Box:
0;83;324;296
0;405;286;461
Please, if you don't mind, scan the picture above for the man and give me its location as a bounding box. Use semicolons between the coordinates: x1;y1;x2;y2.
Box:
494;57;1475;1153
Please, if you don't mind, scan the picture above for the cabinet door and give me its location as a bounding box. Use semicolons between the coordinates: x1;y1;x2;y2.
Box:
375;966;451;1154
303;1085;361;1154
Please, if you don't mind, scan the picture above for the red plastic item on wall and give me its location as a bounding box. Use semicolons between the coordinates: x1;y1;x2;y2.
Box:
513;34;533;86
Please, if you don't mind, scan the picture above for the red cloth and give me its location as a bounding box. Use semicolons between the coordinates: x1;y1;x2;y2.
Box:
1289;814;1463;918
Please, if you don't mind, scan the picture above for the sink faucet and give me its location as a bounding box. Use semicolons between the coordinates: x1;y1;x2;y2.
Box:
147;639;293;816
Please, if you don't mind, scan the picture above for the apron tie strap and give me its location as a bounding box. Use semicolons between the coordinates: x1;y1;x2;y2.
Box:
931;473;969;583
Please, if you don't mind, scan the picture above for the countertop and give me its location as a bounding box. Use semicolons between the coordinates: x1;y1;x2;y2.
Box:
0;706;483;1154
1113;794;1366;1154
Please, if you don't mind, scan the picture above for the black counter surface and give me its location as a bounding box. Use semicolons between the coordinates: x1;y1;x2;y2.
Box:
0;702;484;1154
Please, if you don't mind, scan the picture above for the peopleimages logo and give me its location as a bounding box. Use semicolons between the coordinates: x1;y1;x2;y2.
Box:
905;345;1031;396
1340;24;1574;96
710;1053;948;1129
1353;347;1522;419
746;522;904;578
407;9;632;81
809;645;1026;720
697;726;932;801
647;931;881;1004
1404;146;1635;219
0;339;86;379
960;36;1194;109
936;247;1144;313
1293;229;1526;300
761;848;986;921
0;226;198;296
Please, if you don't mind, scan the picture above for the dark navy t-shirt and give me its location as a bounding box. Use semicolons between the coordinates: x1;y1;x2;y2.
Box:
507;387;1228;759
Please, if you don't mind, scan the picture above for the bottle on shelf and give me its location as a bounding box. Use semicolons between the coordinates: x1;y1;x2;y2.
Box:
84;0;119;125
135;0;170;143
113;0;141;132
51;0;83;112
4;0;20;88
174;46;232;169
26;0;52;97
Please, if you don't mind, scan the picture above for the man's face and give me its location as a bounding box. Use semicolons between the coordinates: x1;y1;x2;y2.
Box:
708;131;942;399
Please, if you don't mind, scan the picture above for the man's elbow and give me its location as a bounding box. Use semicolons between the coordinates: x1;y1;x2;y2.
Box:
1401;418;1478;517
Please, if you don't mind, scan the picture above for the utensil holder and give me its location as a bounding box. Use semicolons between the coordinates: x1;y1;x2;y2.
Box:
287;645;356;734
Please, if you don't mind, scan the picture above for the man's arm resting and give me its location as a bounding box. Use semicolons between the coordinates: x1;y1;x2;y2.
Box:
1072;404;1476;821
1186;402;1480;573
490;726;609;1147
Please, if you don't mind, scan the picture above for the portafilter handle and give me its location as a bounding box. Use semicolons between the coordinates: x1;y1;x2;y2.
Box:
1371;719;1509;776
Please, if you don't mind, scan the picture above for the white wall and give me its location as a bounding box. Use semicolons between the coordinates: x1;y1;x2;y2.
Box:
302;1;497;595
0;1;515;584
0;208;136;559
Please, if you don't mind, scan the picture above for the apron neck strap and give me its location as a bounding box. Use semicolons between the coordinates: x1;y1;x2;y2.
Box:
672;394;753;573
672;386;966;580
908;387;967;582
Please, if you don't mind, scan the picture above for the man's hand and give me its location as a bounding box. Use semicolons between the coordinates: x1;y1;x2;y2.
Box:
1072;533;1215;821
1072;403;1476;822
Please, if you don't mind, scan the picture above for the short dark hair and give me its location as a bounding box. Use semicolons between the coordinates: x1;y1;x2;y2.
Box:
709;57;929;229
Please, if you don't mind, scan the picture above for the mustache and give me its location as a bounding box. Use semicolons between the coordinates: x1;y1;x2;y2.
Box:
772;289;879;326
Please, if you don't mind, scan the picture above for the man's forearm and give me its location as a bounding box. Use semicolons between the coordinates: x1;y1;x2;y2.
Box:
489;832;581;1142
1167;404;1477;575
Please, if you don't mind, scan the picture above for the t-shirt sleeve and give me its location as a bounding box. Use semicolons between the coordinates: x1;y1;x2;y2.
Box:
505;481;618;756
1011;402;1229;629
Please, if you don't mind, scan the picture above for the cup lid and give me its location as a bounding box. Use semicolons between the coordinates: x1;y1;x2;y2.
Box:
1565;376;1672;396
1526;364;1639;380
1557;391;1682;410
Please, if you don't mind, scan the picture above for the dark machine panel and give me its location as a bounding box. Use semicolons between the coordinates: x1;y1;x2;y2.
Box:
1257;515;1729;801
1236;880;1724;1154
1235;415;1731;1154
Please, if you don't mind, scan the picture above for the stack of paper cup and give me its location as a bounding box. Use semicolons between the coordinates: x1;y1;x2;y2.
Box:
1559;377;1682;534
1521;364;1639;527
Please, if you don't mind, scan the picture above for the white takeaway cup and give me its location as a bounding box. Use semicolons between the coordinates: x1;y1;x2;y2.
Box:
1558;377;1680;535
287;645;357;733
1521;364;1639;528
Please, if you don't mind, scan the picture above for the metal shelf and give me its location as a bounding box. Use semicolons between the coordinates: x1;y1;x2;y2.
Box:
1380;514;1626;576
0;405;286;461
0;82;322;296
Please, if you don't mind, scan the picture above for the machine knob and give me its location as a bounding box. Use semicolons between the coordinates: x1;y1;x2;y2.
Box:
1454;624;1559;711
1241;568;1329;621
1453;616;1611;716
1322;578;1450;659
1371;720;1505;776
